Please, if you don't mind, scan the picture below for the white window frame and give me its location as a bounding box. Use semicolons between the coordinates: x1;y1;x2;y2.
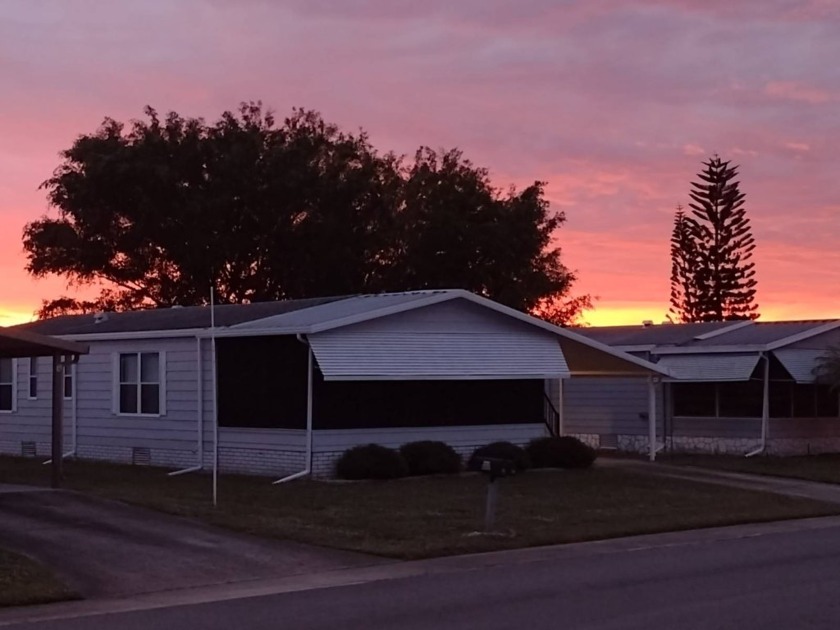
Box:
112;351;166;417
63;363;74;400
28;357;38;400
0;358;17;413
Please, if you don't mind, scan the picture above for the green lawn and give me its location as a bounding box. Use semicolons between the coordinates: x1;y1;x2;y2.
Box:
2;456;840;559
0;548;77;608
666;453;840;485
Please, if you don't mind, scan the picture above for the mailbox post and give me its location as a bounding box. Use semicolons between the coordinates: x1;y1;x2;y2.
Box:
477;457;516;531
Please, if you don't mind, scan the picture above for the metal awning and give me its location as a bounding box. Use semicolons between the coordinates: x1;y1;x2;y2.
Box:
774;348;824;383
657;352;761;382
308;331;570;381
0;327;88;358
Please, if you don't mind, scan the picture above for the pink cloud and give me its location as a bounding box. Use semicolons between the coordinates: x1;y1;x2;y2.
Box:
0;0;838;324
764;81;834;104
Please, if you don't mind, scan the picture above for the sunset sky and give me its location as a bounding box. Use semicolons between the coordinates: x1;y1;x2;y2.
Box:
2;0;838;326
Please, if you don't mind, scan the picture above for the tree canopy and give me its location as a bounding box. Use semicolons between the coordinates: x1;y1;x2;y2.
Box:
668;156;758;322
24;103;588;323
814;345;840;392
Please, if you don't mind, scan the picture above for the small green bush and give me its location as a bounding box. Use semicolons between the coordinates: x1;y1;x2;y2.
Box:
526;436;597;469
467;441;531;472
399;441;462;476
335;444;409;480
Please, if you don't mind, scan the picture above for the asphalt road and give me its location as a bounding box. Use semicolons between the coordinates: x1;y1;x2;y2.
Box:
8;517;840;630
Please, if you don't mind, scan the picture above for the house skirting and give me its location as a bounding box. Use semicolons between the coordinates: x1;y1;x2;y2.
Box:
571;433;840;457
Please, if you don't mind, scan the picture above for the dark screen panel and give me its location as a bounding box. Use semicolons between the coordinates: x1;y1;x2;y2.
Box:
217;336;308;428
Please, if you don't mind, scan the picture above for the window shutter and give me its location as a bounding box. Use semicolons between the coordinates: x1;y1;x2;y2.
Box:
111;353;119;414
159;351;167;416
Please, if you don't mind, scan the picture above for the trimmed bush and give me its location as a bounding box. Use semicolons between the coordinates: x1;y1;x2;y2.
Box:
335;444;409;480
526;436;597;469
468;441;531;472
399;441;462;476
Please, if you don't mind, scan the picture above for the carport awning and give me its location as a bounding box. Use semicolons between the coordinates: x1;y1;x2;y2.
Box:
308;331;570;381
0;327;88;358
774;348;824;383
657;352;761;382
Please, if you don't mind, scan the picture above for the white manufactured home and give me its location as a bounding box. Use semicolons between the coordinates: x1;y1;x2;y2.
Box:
0;290;666;477
565;319;840;456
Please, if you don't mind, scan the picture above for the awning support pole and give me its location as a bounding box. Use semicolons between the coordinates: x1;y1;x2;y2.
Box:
746;352;770;458
557;378;565;436
648;376;657;462
50;354;65;488
274;338;313;484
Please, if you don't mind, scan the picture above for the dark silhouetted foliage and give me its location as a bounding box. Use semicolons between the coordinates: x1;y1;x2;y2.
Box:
468;441;531;472
335;444;409;480
399;441;462;476
669;156;758;322
25;103;587;322
526;436;597;469
815;345;840;392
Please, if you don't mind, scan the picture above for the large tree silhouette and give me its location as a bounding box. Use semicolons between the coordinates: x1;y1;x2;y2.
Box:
24;103;589;322
669;156;758;322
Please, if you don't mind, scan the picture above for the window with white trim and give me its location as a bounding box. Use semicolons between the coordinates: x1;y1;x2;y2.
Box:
29;357;38;399
63;363;73;400
0;359;14;412
118;353;161;415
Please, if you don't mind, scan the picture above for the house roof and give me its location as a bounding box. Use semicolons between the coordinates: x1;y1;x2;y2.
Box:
12;296;345;336
576;319;840;353
11;290;669;378
575;322;736;347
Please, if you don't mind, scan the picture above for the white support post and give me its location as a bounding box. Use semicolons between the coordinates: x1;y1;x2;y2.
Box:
648;377;657;462
762;354;769;445
746;353;770;458
273;342;313;484
556;378;565;436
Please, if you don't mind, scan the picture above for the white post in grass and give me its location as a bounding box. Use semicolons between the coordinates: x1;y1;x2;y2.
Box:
648;377;657;462
211;285;219;506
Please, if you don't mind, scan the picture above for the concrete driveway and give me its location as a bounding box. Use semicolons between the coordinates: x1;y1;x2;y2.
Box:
0;485;387;599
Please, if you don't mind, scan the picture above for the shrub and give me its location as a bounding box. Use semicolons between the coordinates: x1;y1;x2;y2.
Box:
526;436;597;469
335;444;409;480
467;441;531;472
399;441;462;476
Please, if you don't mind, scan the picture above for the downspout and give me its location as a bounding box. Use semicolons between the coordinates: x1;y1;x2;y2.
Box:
169;336;204;477
273;334;313;484
746;352;770;457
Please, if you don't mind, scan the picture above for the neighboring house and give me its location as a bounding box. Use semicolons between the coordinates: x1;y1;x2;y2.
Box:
566;319;840;456
0;290;665;477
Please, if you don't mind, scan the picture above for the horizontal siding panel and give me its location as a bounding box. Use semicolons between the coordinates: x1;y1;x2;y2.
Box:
659;353;761;382
773;349;823;384
564;377;663;436
221;428;305;449
671;417;761;439
310;331;569;380
769;418;840;438
314;424;547;451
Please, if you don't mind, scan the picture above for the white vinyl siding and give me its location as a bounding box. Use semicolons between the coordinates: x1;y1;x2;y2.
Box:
0;359;16;412
115;352;166;416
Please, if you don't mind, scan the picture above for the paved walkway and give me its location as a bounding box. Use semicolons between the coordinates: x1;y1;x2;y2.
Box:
603;458;840;505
